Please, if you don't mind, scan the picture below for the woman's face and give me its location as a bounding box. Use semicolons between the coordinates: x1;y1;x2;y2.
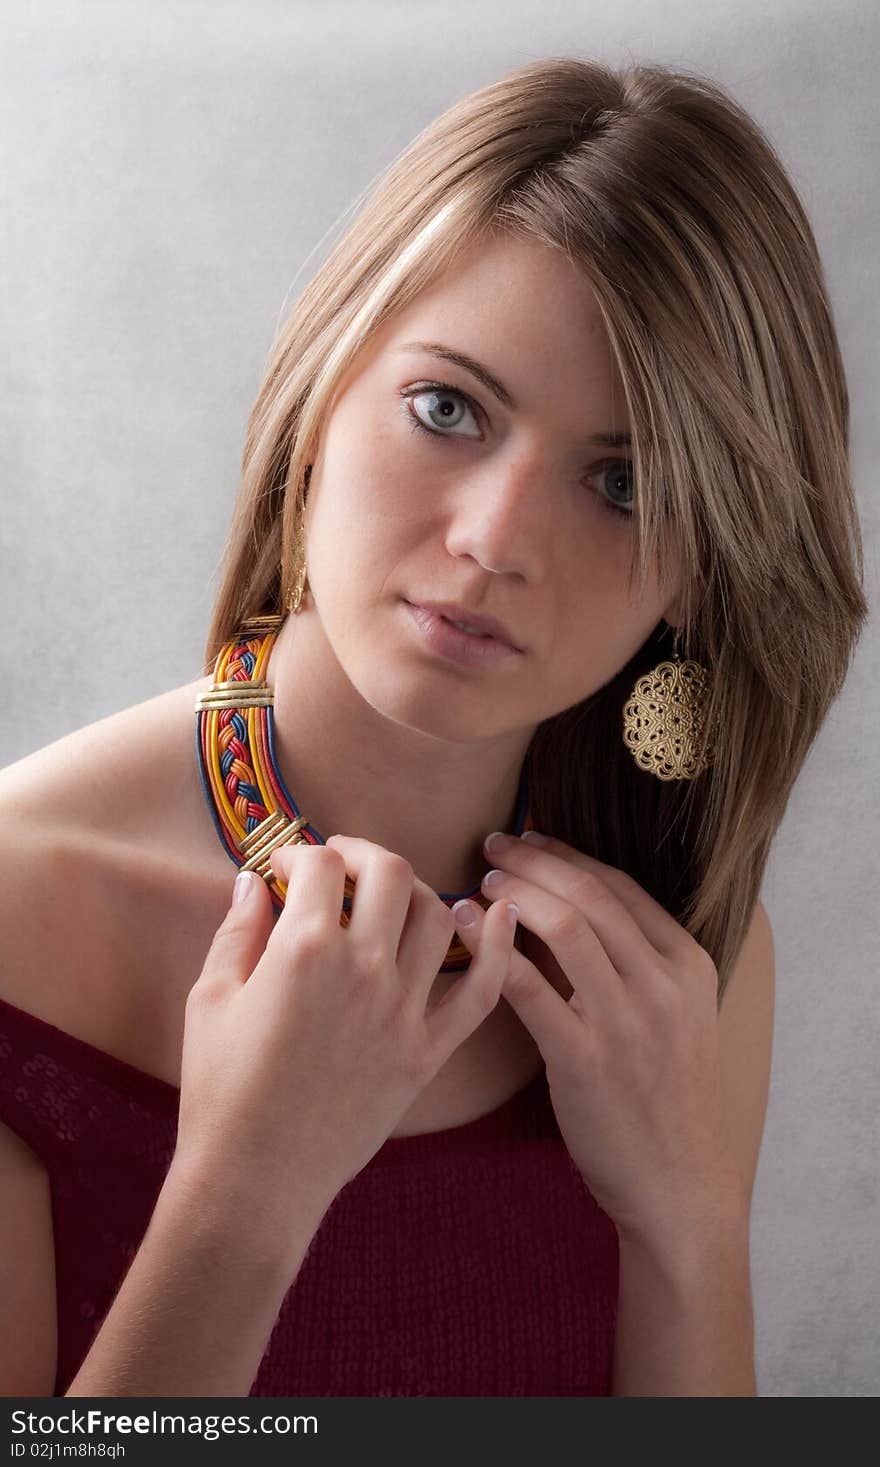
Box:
300;230;684;746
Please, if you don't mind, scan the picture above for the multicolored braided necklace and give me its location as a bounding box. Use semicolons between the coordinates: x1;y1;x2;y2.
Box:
194;613;533;973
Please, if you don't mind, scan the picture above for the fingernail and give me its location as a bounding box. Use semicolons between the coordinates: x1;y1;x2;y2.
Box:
451;899;477;926
505;902;520;924
233;870;255;905
484;831;512;854
521;830;547;845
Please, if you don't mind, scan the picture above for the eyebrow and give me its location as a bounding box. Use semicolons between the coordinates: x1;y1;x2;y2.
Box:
396;340;633;448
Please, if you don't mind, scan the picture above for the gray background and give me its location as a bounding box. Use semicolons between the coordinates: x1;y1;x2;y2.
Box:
1;0;877;1397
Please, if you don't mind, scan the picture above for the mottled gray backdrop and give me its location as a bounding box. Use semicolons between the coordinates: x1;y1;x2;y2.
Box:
1;0;877;1398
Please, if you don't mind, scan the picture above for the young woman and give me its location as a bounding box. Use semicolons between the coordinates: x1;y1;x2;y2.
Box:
0;57;867;1399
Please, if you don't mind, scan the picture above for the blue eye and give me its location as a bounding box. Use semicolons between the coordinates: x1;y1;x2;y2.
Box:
402;383;482;439
591;460;636;520
399;379;635;522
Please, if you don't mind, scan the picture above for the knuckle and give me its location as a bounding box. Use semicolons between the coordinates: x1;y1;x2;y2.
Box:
284;842;341;877
429;899;457;944
644;974;684;1022
207;921;243;958
186;974;211;1008
614;867;646;903
380;850;414;883
187;971;223;1011
500;956;535;1003
324;832;361;847
607;1002;642;1048
548;904;587;947
276;914;333;965
302;914;337;954
353;942;389;983
282;840;330;866
570;871;610;909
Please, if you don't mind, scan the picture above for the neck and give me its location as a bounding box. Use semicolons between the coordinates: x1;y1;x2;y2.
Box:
263;608;533;896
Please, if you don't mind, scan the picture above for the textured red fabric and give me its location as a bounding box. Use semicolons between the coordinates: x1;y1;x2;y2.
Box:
0;995;619;1396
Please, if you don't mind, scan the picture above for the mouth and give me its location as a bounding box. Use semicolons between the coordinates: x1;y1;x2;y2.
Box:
402;600;523;667
404;599;522;651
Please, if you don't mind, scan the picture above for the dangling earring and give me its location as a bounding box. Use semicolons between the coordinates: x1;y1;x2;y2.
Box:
287;464;312;616
621;634;715;781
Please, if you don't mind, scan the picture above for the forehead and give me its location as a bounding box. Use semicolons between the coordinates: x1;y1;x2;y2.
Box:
346;232;630;431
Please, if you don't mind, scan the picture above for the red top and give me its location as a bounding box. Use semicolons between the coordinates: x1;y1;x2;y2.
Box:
0;995;619;1397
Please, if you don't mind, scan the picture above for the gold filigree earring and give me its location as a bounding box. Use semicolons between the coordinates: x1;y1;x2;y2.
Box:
621;640;715;781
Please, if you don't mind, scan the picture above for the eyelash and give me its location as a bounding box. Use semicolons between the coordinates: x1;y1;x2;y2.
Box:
398;381;635;521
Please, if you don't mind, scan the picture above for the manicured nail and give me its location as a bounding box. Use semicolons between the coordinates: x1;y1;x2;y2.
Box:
484;831;513;854
451;899;477;926
233;871;255;904
521;830;547;845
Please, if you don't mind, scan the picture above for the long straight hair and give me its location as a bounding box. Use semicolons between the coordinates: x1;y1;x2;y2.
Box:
203;57;868;1003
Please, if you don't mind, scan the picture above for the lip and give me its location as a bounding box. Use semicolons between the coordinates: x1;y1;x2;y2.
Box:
403;601;523;666
405;599;522;651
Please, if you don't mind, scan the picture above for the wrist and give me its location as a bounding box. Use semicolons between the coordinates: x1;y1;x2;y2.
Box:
162;1148;334;1278
611;1206;756;1396
614;1179;750;1267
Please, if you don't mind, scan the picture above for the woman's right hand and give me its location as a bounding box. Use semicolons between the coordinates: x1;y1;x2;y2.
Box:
172;834;518;1224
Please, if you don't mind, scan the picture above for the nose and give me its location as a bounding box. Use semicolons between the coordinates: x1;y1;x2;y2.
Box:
443;449;547;579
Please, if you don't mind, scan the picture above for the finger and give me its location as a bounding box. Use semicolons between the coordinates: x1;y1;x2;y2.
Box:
323;833;459;991
461;905;583;1068
262;838;349;939
197;862;279;995
483;851;660;981
500;941;587;1069
321;832;418;956
482;870;623;1022
423;898;517;1069
516;833;693;959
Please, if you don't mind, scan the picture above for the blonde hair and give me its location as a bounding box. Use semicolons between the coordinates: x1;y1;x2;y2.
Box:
203;56;868;1003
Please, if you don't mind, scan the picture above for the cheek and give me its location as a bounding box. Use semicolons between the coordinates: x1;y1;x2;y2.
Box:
323;425;418;526
550;606;662;700
305;473;411;596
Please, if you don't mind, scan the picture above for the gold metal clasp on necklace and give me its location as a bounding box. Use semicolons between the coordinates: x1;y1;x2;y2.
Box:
239;810;311;879
194;680;274;712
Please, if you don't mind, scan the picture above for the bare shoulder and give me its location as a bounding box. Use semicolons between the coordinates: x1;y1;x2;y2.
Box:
0;742;113;1025
0;675;230;1079
0;674;216;857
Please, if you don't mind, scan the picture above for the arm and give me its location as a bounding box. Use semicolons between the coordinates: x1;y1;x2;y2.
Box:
64;1157;331;1398
611;1210;755;1396
611;898;775;1396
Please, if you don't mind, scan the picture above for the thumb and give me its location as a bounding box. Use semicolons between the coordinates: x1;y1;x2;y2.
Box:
199;864;277;993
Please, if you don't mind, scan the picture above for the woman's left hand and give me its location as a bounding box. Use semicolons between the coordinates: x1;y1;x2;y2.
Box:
454;830;748;1250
